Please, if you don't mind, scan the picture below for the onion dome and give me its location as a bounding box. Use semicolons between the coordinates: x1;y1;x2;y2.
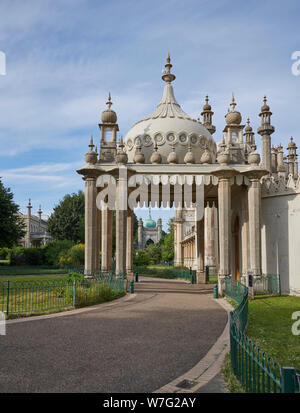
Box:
115;137;128;164
184;139;195;164
248;150;261;165
202;95;211;111
200;145;212;164
133;142;145;164
217;151;230;166
225;94;242;125
261;95;270;113
143;212;156;228
124;54;216;163
244;118;252;132
167;143;178;164
85;136;98;164
101;93;117;124
287;137;297;148
150;142;162;164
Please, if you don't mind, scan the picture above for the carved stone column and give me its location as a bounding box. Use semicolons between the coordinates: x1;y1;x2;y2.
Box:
115;168;127;276
213;168;237;294
241;186;249;280
196;217;205;283
126;209;134;279
95;207;101;272
205;202;217;274
101;207;112;272
243;168;267;277
174;208;183;266
84;176;97;277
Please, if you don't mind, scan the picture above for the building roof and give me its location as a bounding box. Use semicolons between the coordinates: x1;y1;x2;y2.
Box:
124;55;216;164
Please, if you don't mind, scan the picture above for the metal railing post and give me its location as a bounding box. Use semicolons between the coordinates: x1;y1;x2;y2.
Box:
73;278;76;308
6;280;9;316
281;367;296;393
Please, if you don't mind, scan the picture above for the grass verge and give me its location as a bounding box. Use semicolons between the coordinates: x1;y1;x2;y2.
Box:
222;295;300;392
0;266;68;276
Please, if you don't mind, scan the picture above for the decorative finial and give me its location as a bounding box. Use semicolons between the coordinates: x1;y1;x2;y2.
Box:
230;93;236;111
162;53;176;83
89;135;95;151
247;118;250;126
205;95;209;104
263;95;267;105
28;198;32;207
106;92;112;110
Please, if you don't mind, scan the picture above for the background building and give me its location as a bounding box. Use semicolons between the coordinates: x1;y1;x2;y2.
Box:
19;199;53;247
137;210;162;249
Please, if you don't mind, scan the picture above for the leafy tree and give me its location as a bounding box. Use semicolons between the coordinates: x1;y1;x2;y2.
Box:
0;178;25;247
145;242;162;264
133;249;150;266
161;218;174;263
42;240;74;265
47;191;84;243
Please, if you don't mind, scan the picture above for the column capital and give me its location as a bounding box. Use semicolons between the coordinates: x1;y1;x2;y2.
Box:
83;175;97;182
212;166;238;180
242;166;268;181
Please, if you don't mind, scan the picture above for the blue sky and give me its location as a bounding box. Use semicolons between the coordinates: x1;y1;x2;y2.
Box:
0;0;300;230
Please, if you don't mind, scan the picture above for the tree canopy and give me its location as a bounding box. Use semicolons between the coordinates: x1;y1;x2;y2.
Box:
47;191;84;243
0;178;25;247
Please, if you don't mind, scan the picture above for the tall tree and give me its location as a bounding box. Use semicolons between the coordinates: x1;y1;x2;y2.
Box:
161;218;174;262
0;178;25;247
47;191;84;243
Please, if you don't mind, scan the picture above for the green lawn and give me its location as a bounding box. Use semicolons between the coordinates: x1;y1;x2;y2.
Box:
223;294;300;392
0;277;125;319
246;296;300;370
0;266;68;276
0;275;69;282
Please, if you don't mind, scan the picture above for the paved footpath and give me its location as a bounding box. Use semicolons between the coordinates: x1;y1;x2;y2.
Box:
0;277;227;393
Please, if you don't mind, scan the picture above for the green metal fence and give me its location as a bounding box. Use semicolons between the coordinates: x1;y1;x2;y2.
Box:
225;278;299;393
0;273;125;316
134;266;197;284
253;274;281;295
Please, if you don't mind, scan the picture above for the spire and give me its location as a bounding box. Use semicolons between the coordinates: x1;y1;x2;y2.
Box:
230;93;237;111
85;135;97;164
162;53;176;84
89;135;95;151
106;92;112;109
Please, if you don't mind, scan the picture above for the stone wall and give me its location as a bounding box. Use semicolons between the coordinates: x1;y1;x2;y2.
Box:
261;183;300;295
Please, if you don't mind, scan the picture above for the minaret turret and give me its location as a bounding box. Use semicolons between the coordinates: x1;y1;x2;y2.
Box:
223;94;245;163
157;218;162;241
38;205;42;232
99;93;119;162
257;96;275;173
138;218;143;249
276;144;286;180
25;199;32;247
287;137;298;178
201;95;216;135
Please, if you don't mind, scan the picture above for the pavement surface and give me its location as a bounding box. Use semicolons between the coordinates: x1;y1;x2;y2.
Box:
0;277;227;393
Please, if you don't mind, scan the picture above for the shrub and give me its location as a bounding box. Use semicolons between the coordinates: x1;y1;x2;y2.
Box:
67;243;85;266
133;250;151;266
42;240;75;266
0;247;11;260
23;247;44;265
10;246;26;266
